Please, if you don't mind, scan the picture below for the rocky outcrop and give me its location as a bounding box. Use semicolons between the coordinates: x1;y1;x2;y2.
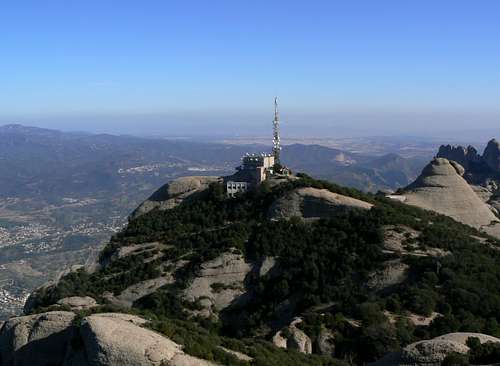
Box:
436;139;500;187
483;139;500;173
104;275;175;308
0;311;218;366
269;187;373;220
402;339;469;364
401;158;499;229
370;332;500;366
183;251;252;317
0;311;76;365
76;313;216;366
131;176;220;219
402;332;500;365
57;296;98;311
437;144;481;170
272;318;313;354
433;332;500;344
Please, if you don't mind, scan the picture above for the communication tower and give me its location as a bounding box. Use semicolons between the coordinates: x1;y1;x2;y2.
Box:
272;97;281;164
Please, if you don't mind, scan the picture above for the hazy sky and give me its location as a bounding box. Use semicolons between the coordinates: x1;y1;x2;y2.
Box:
1;1;500;137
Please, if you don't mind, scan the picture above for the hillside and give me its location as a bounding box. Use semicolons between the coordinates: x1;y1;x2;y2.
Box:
11;174;500;365
0;125;426;319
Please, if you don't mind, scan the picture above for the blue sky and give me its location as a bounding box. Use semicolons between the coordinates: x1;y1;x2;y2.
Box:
1;1;500;137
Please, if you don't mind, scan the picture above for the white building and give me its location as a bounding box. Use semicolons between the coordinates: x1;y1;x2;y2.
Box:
242;154;275;170
226;181;249;197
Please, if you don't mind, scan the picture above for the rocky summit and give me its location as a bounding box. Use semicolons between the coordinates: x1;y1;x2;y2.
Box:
437;144;481;170
437;138;500;181
0;311;217;366
5;174;500;365
130;176;221;220
483;139;500;173
399;158;500;230
408;139;500;237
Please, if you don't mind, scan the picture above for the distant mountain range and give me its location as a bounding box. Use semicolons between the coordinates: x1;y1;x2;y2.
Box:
0;124;426;199
282;144;426;192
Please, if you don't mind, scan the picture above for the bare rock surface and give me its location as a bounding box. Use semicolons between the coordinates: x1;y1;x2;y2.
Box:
401;332;500;365
131;176;221;219
106;275;174;308
183;251;252;317
0;311;76;365
72;312;217;365
402;158;499;229
272;317;313;354
57;296;98;311
269;187;373;220
433;332;500;345
482;222;500;239
0;311;218;366
471;184;494;202
437;144;481;170
403;339;469;364
80;313;181;365
272;331;288;349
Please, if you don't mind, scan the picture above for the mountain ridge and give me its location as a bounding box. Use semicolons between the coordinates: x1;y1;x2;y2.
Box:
10;173;500;365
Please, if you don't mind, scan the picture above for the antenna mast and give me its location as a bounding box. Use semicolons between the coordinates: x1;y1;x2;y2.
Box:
272;97;281;164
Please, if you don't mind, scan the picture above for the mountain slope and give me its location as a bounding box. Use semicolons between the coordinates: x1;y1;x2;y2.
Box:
0;125;426;320
17;174;500;365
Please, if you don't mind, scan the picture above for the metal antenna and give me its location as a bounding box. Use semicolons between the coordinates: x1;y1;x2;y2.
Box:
272;97;281;164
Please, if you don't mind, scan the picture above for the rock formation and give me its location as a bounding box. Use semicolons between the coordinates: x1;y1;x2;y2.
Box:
272;318;313;354
0;311;219;366
370;332;500;366
402;338;470;364
183;251;252;318
402;332;500;365
400;158;499;229
131;176;221;219
268;187;373;220
437;144;481;170
437;139;500;182
0;311;76;366
483;139;500;173
57;296;98;311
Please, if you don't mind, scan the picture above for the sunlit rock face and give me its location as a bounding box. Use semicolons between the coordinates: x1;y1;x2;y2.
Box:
402;158;499;229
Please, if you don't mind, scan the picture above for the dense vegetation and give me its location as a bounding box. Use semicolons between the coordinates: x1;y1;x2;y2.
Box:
29;175;500;364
